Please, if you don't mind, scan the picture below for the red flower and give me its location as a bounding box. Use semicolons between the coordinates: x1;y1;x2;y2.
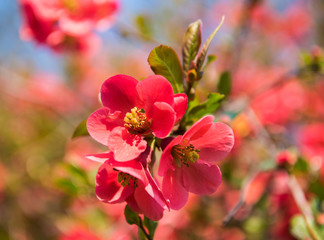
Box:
90;152;169;221
158;115;234;210
58;227;102;240
19;0;119;54
87;74;188;162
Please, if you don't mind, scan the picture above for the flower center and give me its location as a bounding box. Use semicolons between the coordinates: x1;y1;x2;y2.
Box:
171;140;200;167
116;170;138;188
62;0;78;12
124;107;151;134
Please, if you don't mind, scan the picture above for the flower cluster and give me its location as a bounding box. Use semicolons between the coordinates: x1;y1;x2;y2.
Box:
86;74;234;220
19;0;119;54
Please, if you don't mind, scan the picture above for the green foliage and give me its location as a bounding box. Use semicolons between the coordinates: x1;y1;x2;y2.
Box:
293;157;309;173
66;163;89;184
195;16;224;72
124;205;158;240
182;19;202;74
290;215;324;240
243;216;267;239
148;45;184;93
55;163;93;196
217;71;232;97
72;119;89;139
55;178;79;196
138;229;146;240
135;15;154;41
205;54;217;68
186;93;224;124
124;205;141;226
309;180;324;200
144;216;158;239
181;18;223;83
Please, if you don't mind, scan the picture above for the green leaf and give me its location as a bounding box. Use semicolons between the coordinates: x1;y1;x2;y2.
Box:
55;178;78;196
182;20;202;74
65;163;89;184
217;71;232;97
309;180;324;200
137;229;146;240
195;16;225;72
290;214;323;240
293;157;309;173
205;54;217;68
144;216;158;239
148;45;183;93
124;205;140;226
187;93;224;123
135;14;153;41
72;119;89;139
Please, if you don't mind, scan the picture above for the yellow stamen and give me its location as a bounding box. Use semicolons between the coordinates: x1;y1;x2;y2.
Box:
171;140;200;167
124;107;151;134
116;170;138;188
62;0;78;12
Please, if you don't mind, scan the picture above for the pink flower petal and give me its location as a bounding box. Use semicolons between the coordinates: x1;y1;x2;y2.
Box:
162;169;188;210
183;115;215;141
87;107;122;146
144;170;169;211
85;152;112;163
151;102;176;138
134;185;165;221
126;194;141;213
173;93;188;123
59;15;93;37
158;136;182;176
107;127;147;162
191;122;234;162
182;163;222;195
110;159;149;186
100;75;139;115
136;75;174;117
95;162;134;203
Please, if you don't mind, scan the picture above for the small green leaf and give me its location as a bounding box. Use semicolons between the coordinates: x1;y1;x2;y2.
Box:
124;205;140;226
309;180;324;200
182;20;202;74
148;45;183;93
72;119;89;139
290;214;323;240
55;178;78;196
144;216;158;239
290;215;310;239
135;14;153;41
205;54;217;69
187;93;224;123
195;16;225;72
217;71;232;97
65;163;89;184
137;229;146;240
293;157;309;173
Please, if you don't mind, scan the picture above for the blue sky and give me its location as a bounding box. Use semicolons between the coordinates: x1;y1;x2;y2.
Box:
0;0;298;78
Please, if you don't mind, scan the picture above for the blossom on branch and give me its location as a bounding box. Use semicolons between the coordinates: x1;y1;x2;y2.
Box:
89;151;169;221
19;0;119;54
87;74;188;162
159;115;234;210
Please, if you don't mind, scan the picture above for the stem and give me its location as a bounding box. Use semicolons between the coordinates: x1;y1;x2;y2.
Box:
222;199;245;226
222;170;273;226
288;175;320;240
138;217;152;240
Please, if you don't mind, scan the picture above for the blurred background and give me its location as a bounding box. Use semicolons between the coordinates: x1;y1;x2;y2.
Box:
1;0;324;239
